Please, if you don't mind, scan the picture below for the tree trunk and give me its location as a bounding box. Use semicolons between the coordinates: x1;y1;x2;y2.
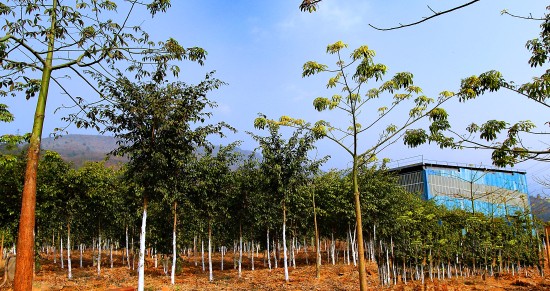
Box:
171;202;177;285
0;232;4;265
208;222;213;282
110;243;113;268
201;237;205;272
126;226;130;268
53;233;56;264
221;246;224;271
274;239;278;269
13;0;58;288
97;232;101;276
67;223;72;279
283;202;289;282
313;186;321;279
251;240;255;271
267;229;271;270
60;231;64;269
193;236;197;267
79;244;83;268
238;223;242;278
137;197;148;291
352;158;368;291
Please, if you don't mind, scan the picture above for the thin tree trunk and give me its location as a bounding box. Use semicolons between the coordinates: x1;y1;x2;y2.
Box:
274;239;278;269
131;234;135;270
79;244;83;268
110;243;113;268
137;198;148;291
193;236;197;267
53;233;56;264
201;238;205;272
238;223;243;278
221;246;224;271
267;229;271;271
0;232;3;265
60;231;64;269
352;157;368;291
313;186;321;279
171;202;177;285
67;223;72;279
251;240;255;270
126;226;130;268
283;202;289;282
97;232;101;276
208;222;213;282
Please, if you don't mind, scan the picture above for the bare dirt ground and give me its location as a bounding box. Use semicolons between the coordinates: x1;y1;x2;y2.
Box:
1;250;549;290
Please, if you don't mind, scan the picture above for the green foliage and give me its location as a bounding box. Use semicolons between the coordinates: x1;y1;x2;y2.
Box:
408;7;550;167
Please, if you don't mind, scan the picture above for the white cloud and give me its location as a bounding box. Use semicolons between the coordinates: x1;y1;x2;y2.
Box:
277;0;371;34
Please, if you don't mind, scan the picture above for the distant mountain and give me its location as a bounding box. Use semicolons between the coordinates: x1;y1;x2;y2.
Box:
39;134;257;168
41;134;126;167
530;195;550;222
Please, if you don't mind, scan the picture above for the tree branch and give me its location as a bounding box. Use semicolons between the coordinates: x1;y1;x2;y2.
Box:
369;0;482;31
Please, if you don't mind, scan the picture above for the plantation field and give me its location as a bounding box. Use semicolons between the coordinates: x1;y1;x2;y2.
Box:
2;250;550;290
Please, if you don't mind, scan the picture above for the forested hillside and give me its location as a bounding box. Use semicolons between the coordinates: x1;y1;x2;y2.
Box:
0;134;256;168
40;135;126;167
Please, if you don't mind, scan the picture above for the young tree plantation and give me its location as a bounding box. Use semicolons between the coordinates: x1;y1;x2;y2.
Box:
0;145;547;289
1;1;549;290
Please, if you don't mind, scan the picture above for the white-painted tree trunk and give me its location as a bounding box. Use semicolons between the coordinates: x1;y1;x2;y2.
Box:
283;204;289;282
208;224;213;282
79;244;83;268
331;233;335;265
53;233;56;264
251;240;254;271
201;238;205;272
221;246;224;271
97;233;101;276
137;199;148;291
267;229;271;270
171;202;177;285
110;243;113;268
60;233;64;269
291;236;296;268
67;224;72;279
193;236;197;267
126;226;130;268
273;239;278;269
351;227;357;266
238;225;242;278
131;235;135;270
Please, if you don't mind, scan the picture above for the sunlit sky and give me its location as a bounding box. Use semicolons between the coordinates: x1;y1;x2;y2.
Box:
1;0;548;195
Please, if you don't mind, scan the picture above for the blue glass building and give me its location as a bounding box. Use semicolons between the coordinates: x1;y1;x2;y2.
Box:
391;162;530;217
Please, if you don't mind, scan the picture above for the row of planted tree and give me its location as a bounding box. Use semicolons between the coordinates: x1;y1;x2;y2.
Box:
1;145;545;286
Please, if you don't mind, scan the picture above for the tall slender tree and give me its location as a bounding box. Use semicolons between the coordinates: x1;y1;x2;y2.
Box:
255;41;451;290
0;2;206;288
250;120;322;282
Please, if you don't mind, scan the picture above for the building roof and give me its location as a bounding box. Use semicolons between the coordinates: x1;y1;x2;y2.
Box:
388;160;526;175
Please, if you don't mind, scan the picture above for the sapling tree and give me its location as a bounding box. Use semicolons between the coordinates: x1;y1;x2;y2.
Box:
250;121;322;282
188;143;240;281
79;66;230;290
256;41;451;290
0;1;206;288
231;155;264;275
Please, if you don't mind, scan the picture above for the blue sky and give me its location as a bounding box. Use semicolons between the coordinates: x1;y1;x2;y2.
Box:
2;0;548;195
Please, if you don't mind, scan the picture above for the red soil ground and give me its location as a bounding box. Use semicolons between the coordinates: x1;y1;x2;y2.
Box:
1;250;549;290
